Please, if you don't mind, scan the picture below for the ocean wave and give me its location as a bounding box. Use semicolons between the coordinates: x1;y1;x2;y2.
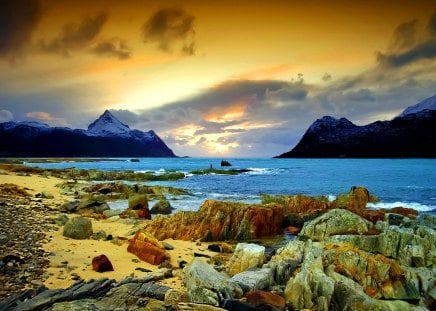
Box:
367;201;435;212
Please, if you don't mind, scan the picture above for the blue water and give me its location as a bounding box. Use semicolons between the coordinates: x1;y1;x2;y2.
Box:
25;158;436;213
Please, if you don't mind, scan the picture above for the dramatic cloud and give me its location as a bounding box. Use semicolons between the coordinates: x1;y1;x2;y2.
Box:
0;110;13;122
90;38;131;60
0;0;42;60
142;8;196;55
377;13;436;68
388;20;418;51
40;12;108;57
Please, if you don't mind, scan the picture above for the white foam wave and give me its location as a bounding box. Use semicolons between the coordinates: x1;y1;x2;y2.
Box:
367;201;435;212
327;195;336;202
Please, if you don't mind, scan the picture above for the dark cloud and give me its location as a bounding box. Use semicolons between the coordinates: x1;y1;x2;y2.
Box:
40;12;107;57
142;8;196;55
345;88;376;102
194;120;243;135
377;13;436;68
388;20;418;51
90;38;131;60
0;0;42;60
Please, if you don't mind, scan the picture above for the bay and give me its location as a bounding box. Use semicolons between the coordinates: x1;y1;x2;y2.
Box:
26;158;436;213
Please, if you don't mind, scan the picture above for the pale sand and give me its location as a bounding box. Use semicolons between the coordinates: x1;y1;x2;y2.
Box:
0;171;221;290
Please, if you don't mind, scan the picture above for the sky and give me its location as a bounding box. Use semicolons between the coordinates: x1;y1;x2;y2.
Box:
0;0;435;157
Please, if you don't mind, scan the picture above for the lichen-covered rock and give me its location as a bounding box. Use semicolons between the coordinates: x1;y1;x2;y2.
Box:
323;243;420;301
226;243;265;276
144;200;284;241
184;258;243;306
127;230;167;265
284;241;334;310
63;216;93;239
300;208;372;241
267;240;305;285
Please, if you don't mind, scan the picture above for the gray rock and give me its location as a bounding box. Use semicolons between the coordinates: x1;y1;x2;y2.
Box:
60;200;80;213
184;258;243;306
230;267;274;291
151;198;173;214
0;233;10;246
63;216;93;239
227;243;265;276
300;208;372;241
92;230;107;240
54;214;69;226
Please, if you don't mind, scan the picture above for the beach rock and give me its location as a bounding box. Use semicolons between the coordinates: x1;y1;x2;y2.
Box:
184;258;243;306
129;194;148;209
300;208;372;241
35;191;54;199
284;241;334;310
221;299;260;310
246;290;286;311
63;216;93;239
123;194;151;219
227;243;265;276
127;230;167;265
267;240;305;285
175;303;227;310
230;267;274;292
92;230;107;240
151;198;173;215
92;254;114;272
144;200;284;241
77;197;110;214
332;186;378;210
60;200;80;213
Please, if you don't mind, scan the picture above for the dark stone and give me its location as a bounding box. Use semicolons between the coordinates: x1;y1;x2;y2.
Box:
194;252;211;258
208;244;222;252
92;255;114;273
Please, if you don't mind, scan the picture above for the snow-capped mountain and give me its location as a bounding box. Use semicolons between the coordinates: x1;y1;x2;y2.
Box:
400;94;436;117
87;110;131;137
0;111;176;157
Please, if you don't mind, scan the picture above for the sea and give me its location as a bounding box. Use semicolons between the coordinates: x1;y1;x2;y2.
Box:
25;158;436;214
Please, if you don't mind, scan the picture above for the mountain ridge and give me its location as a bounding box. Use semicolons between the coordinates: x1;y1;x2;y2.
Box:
276;96;436;158
0;110;176;157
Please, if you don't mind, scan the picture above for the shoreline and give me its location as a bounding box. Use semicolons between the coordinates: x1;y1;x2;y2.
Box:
1;164;435;310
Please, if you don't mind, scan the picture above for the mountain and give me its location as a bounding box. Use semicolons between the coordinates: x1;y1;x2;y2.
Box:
276;107;436;158
0;110;176;157
399;94;436;116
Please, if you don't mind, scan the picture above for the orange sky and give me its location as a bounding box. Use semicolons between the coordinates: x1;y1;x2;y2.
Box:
0;0;435;156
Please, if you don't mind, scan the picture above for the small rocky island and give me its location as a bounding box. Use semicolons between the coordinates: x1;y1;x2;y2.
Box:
0;164;434;310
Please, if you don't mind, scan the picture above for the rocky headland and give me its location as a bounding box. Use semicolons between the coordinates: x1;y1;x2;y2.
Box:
0;164;435;310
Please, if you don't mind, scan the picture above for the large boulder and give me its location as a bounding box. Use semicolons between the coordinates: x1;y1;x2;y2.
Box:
127;230;167;265
331;186;378;210
226;243;265;276
63;216;93;239
144;200;284;241
184;258;243;306
300;208;373;241
323;243;420;301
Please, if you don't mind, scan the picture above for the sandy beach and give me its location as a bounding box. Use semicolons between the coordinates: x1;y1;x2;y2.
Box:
0;169;219;292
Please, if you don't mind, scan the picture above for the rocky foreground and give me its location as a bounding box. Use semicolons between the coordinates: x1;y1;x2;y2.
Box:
0;167;435;310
